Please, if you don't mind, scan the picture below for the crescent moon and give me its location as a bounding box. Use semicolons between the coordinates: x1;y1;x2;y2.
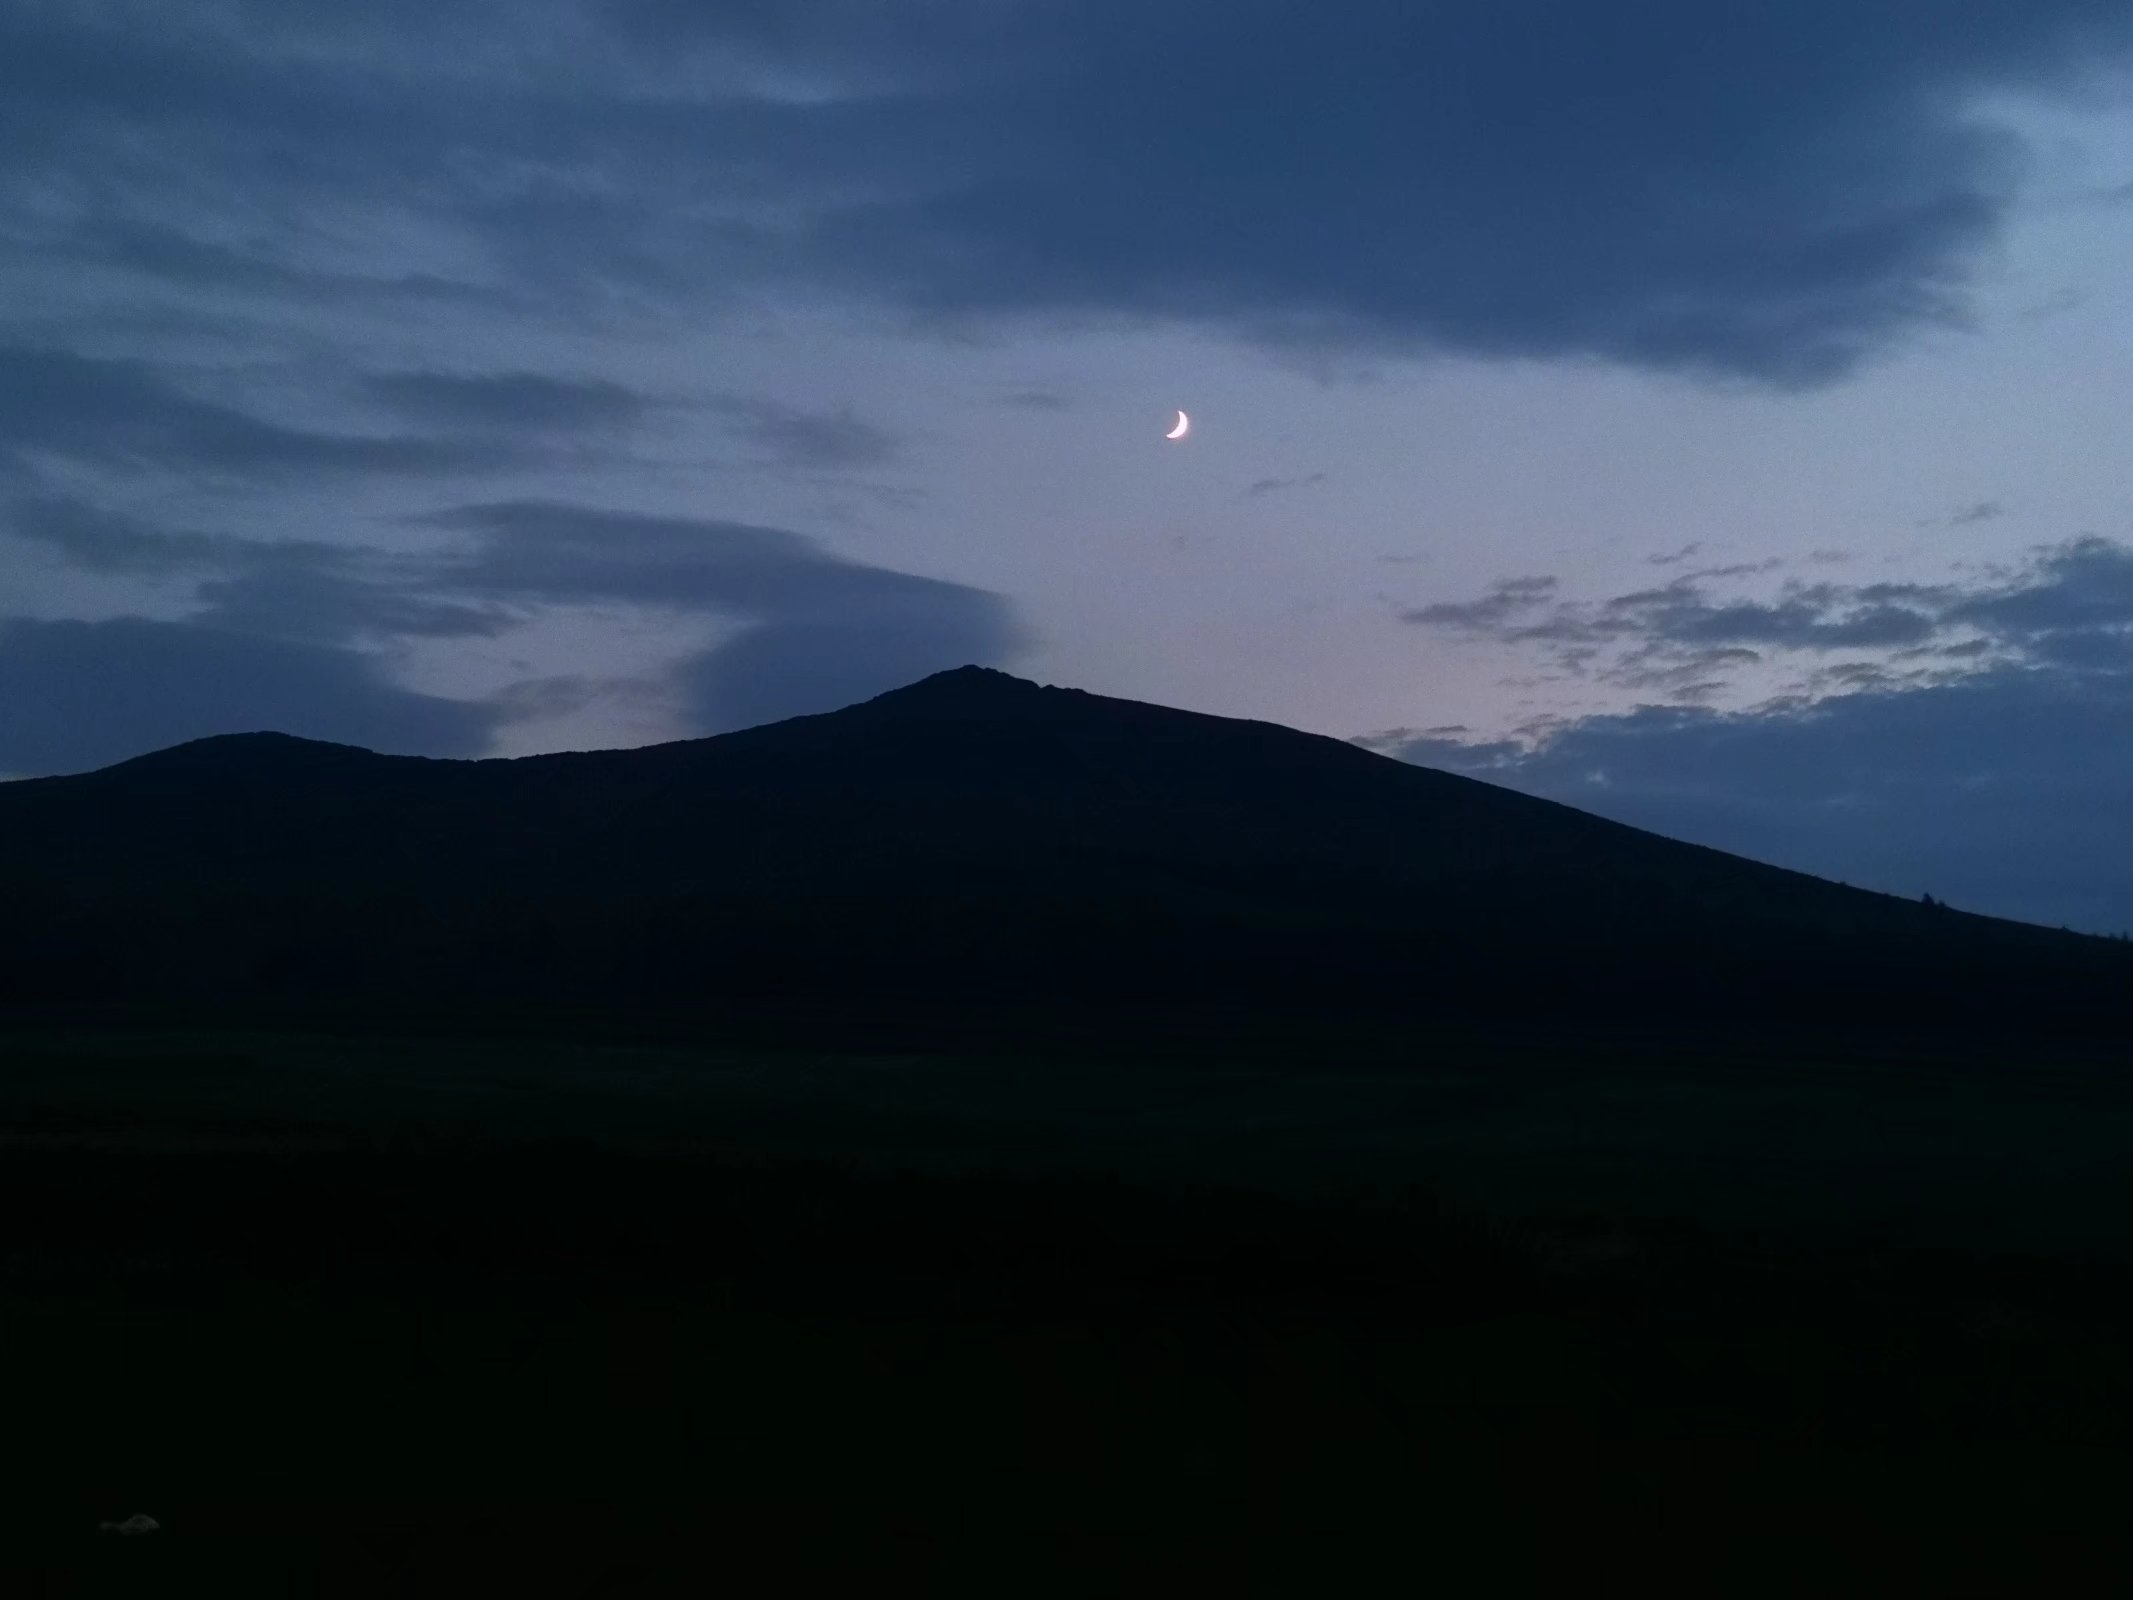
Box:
1165;409;1190;441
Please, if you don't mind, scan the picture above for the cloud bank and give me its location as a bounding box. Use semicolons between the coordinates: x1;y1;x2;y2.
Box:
6;1;2131;383
0;616;502;775
0;491;1023;770
1369;536;2133;931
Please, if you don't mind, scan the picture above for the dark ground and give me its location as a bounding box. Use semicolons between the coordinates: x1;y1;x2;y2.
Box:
8;1020;2133;1595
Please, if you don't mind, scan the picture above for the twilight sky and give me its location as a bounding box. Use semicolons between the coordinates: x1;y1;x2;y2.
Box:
3;1;2131;930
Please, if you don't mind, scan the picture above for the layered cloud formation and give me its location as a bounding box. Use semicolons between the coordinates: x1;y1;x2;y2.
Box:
1;493;1018;772
1366;537;2133;930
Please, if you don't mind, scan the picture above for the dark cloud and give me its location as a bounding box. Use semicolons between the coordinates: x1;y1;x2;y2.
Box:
0;615;500;775
424;500;1025;731
5;491;1023;743
1646;593;1940;650
3;495;513;645
22;217;505;311
1647;542;1702;566
361;370;652;432
1945;536;2133;636
1366;666;2133;934
6;496;258;575
731;0;2131;384
190;565;514;646
427;501;851;608
1604;644;1763;695
1949;500;2005;526
7;3;2130;384
0;348;519;479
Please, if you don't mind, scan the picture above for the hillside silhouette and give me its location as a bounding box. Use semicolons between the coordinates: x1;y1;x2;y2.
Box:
9;670;2133;1588
0;666;2123;1040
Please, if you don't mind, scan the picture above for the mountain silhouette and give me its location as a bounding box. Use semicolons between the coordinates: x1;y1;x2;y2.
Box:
1;666;2124;1040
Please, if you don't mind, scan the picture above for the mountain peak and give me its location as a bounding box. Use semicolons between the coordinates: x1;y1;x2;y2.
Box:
885;664;1044;697
855;665;1082;718
99;731;389;776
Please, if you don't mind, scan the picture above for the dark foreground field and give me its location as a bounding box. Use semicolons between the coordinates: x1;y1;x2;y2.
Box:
9;1022;2133;1595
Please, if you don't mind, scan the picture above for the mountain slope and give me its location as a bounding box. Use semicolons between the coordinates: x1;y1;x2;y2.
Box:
0;667;2123;1037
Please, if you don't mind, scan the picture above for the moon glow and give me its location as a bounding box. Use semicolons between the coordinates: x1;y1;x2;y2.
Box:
1165;409;1190;441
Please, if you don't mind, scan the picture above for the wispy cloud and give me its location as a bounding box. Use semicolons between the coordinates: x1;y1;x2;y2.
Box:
0;348;521;480
710;397;901;470
360;370;654;433
1244;471;1328;498
1398;575;1558;630
1399;538;2133;709
6;496;512;645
